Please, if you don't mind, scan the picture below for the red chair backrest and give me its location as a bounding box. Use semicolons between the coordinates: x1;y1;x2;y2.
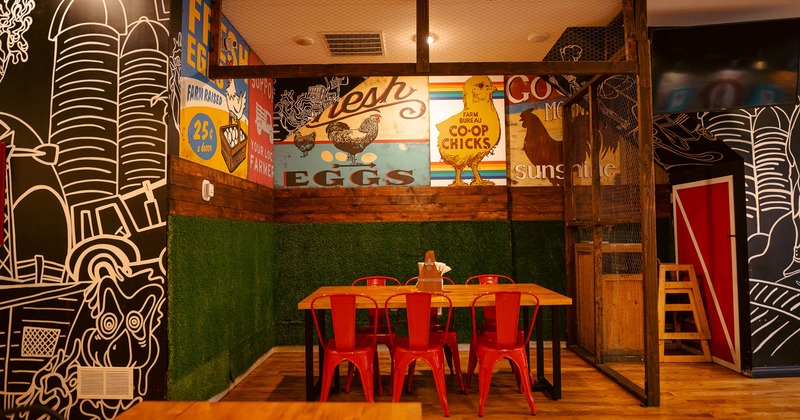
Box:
386;292;453;351
352;276;400;326
465;275;514;326
464;274;515;285
404;276;454;285
311;293;379;352
352;276;401;286
471;291;539;348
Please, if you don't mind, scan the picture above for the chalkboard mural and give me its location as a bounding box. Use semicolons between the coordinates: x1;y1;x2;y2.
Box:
700;105;800;369
0;0;174;418
655;102;800;371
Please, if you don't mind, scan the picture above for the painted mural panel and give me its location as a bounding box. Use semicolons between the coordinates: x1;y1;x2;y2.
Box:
246;54;274;187
506;75;567;186
274;76;430;188
429;76;506;187
181;0;252;178
506;75;621;188
0;0;173;418
702;105;800;369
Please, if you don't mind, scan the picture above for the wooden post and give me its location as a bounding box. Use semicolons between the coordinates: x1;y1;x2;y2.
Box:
631;0;660;407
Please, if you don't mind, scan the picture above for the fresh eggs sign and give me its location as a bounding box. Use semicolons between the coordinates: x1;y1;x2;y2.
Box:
274;76;431;188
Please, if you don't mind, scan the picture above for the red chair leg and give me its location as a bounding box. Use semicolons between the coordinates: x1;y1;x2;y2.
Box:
477;358;496;417
510;353;536;415
360;357;375;402
406;360;417;393
443;344;454;375
319;355;338;402
445;336;465;392
392;357;412;402
345;362;355;393
465;341;478;394
430;353;451;417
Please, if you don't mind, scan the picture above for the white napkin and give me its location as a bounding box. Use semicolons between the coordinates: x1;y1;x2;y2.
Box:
418;261;451;275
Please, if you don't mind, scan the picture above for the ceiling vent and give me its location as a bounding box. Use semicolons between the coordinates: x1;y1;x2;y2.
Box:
321;32;384;57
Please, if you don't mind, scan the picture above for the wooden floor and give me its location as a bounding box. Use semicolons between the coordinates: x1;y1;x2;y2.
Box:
222;347;800;419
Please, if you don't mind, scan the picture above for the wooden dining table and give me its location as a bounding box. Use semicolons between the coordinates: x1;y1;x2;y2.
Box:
114;401;422;419
297;283;572;402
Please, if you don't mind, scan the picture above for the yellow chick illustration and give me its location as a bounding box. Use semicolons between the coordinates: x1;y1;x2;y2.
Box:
436;75;500;186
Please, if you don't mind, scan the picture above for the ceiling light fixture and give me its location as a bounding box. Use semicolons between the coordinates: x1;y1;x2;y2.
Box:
412;33;438;45
293;36;315;46
527;32;550;43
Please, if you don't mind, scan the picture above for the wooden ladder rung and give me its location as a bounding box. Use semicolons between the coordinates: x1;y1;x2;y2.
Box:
662;332;710;340
664;303;694;311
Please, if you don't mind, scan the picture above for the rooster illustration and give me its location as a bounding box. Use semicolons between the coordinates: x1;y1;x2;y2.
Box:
225;78;247;123
520;108;565;186
325;113;381;164
293;131;316;157
436;75;500;186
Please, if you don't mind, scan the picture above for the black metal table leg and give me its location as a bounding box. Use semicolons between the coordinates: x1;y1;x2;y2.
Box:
551;305;562;400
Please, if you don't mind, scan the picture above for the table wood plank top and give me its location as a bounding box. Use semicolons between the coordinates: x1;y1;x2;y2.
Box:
297;283;572;310
115;401;422;419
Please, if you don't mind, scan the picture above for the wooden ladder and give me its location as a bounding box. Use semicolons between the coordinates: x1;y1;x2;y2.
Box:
658;263;712;363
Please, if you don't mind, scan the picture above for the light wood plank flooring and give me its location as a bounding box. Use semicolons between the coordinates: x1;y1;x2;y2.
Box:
222;348;800;418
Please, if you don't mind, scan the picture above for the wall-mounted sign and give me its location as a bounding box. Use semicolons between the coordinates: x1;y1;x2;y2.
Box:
429;76;506;187
274;76;430;188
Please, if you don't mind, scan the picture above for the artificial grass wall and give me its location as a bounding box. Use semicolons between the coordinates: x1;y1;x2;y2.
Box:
167;215;276;400
274;220;566;345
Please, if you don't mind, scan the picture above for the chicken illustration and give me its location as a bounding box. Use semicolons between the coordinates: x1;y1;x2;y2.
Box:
325;113;381;164
225;78;247;123
520;108;565;186
436;75;500;186
293;131;316;157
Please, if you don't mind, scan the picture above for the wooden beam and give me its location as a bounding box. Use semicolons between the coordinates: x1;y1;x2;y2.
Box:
564;74;607;107
631;0;660;407
416;0;430;74
208;60;638;79
210;0;221;71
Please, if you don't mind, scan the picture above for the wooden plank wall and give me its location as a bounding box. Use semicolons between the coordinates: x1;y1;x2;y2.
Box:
168;156;274;223
169;156;671;223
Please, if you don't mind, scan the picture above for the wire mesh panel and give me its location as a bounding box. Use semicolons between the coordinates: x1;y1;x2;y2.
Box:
567;105;593;222
565;74;647;393
597;75;642;222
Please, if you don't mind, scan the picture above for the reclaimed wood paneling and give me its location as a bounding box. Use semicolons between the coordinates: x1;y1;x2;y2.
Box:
274;186;509;223
168;156;669;224
168;156;274;223
509;187;564;221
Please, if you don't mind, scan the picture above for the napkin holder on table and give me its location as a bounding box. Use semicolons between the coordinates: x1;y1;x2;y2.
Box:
417;250;449;292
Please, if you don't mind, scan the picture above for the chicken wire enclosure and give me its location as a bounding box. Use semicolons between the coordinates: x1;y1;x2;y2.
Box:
563;71;653;403
597;76;642;222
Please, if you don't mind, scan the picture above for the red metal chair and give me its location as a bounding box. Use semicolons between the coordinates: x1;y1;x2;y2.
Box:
464;274;515;334
386;291;453;417
467;291;540;416
464;274;525;390
346;276;401;395
404;276;464;392
310;293;379;402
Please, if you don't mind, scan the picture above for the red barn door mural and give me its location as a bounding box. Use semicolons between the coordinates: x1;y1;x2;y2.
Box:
673;176;741;371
